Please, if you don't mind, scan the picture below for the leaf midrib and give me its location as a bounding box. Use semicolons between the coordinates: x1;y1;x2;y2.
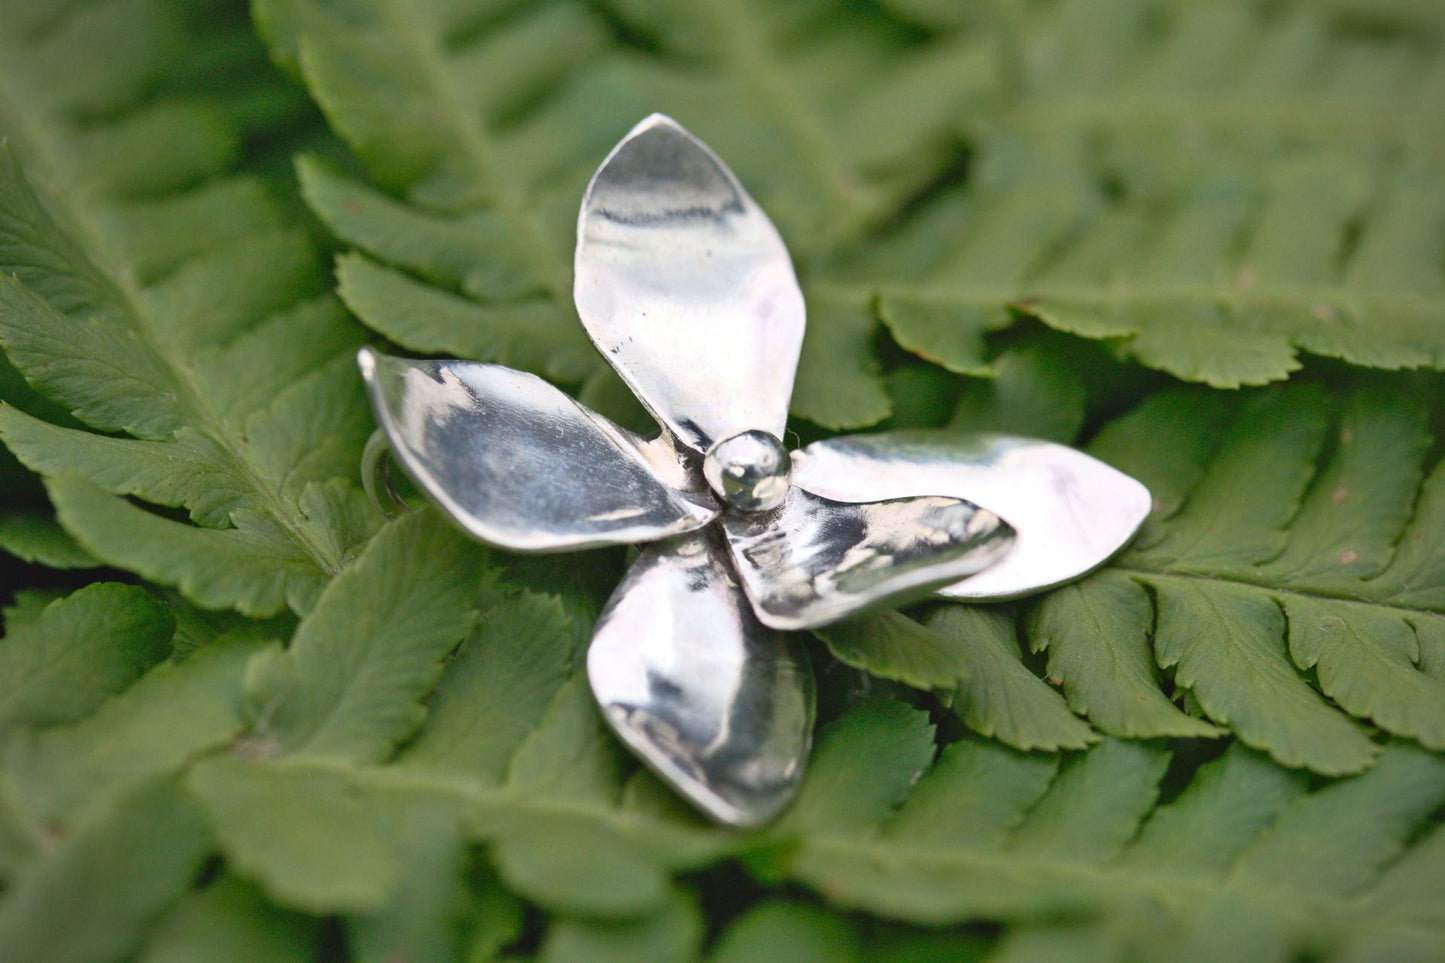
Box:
792;834;1435;933
1116;566;1441;623
0;58;345;576
1011;95;1445;154
242;753;1443;937
812;281;1445;315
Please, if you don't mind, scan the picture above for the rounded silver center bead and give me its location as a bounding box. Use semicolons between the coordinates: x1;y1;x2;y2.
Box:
703;430;792;513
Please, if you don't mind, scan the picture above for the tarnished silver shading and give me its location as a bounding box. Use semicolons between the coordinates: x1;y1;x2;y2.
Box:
359;349;716;552
790;432;1152;600
588;533;814;827
721;487;1016;631
574;114;805;452
358;115;1153;828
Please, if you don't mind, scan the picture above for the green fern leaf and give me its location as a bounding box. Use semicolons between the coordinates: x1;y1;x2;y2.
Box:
710;901;862;963
1026;572;1225;740
240;509;485;764
820;377;1444;770
136;875;318;963
343;793;517;963
0;511;97;569
396;585;579;785
0;589;63;631
541;886;702;963
2;631;268;827
0;777;213;963
180;554;722;918
0;583;172;737
817;608;1098;751
187;755;398;913
0;349;98;567
489;810;671;917
946;346;1090;443
0;0;374;618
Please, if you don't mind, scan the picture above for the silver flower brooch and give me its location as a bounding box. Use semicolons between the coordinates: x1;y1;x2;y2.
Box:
358;115;1151;827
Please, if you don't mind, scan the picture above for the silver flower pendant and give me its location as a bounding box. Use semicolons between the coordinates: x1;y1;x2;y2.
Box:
359;116;1151;827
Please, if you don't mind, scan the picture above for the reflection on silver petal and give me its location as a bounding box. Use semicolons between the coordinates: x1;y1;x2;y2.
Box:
574;114;805;453
790;432;1152;600
359;349;717;552
721;487;1016;631
587;533;815;827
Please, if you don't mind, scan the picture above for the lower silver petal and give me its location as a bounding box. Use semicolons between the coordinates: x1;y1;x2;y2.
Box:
587;532;815;828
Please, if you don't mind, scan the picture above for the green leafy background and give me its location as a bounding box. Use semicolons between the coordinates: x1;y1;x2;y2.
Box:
1;0;1443;960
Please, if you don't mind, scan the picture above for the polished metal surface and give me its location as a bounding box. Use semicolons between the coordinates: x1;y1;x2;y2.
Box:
358;116;1153;828
574;114;805;453
721;487;1016;631
359;348;717;552
703;430;792;512
587;532;815;827
790;432;1152;600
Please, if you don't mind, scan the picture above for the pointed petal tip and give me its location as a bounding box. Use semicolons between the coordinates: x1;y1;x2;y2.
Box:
356;345;379;379
628;112;686;139
581;112;728;212
1122;472;1154;528
357;348;417;398
596;699;801;829
695;788;796;830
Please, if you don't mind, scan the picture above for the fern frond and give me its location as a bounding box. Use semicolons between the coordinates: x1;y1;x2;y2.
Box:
854;0;1445;385
783;706;1445;958
176;695;1445;960
1028;382;1445;770
0;0;374;617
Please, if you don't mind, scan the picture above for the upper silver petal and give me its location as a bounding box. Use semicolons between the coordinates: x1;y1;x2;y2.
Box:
587;531;815;827
359;348;716;552
790;431;1152;600
720;486;1016;631
573;114;805;453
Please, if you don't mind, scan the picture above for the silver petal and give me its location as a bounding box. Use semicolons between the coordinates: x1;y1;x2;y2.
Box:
574;114;805;453
358;348;717;552
587;532;815;827
721;487;1016;631
790;432;1152;600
